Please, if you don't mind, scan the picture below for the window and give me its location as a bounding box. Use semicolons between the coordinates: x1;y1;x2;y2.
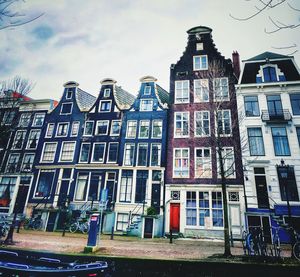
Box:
105;172;116;205
92;143;105;163
267;95;283;116
79;143;90;163
140;99;153;111
12;130;26;149
2;111;15;125
199;192;210;226
119;170;133;202
297;127;300;146
272;127;290;156
0;177;16;208
173;148;189;178
107;142;118;163
45;123;55;138
137;144;148;166
35;170;54;197
194;79;209;102
139;120;150;138
99;100;111;112
110;120;121;136
26;130;40;149
71;122;80;136
193;55;208;70
21;153;35;172
151;143;161;166
56;123;69;137
32;113;45;127
217;147;235;178
212;192;223;227
18;113;31;127
152;120;162;138
83;121;94;136
290;94;300;115
174;112;189;137
175;80;189;103
95;120;109;135
6;154;20;173
60;141;76;162
244;96;260;117
277;166;299;201
116;213;129;231
75;173;88;201
248;128;265;156
66;89;72;99
123;143;135;166
195;148;212;178
41;142;57;162
60;103;73;114
103;88;110;98
126;121;137;138
144;85;151;95
214;78;229;101
263;66;277;82
195;111;210;136
135;170;148;203
216;110;231;136
186;191;196;226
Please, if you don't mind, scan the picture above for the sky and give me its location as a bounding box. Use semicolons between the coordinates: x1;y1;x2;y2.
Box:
1;0;300;100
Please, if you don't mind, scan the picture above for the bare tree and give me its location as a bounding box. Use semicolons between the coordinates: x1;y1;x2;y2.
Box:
230;0;300;54
0;0;43;30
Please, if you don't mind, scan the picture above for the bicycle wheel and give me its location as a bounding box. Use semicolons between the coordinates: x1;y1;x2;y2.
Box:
81;222;89;234
293;242;300;261
69;222;78;233
33;219;43;230
273;234;281;257
245;233;254;255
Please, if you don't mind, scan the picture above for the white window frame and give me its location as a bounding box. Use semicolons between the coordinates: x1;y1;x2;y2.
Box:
103;88;111;98
56;122;69;137
140;99;153;111
150;143;161;167
71;121;80;137
123;143;135;166
194;79;209;102
40;142;58;163
173;148;189;178
18;113;31;127
12;130;26;149
83;121;94;136
95;120;109;136
217;147;235;178
126;120;137;139
193;55;208;71
138;120;150;138
26;129;41;150
91;142;106;163
194;148;212;178
152;119;163;138
79;143;91;163
107;142;119;163
175;80;189;104
110;120;121;136
144;85;151;95
6;153;20;172
136;143;148;167
213;77;229;101
21;153;35;172
194;111;210;137
74;172;90;202
174;111;189;138
66;88;72;99
60;102;73;115
33;170;55;199
99;100;112;112
59;141;76;162
32;113;45;127
216;110;232;137
45;123;55;138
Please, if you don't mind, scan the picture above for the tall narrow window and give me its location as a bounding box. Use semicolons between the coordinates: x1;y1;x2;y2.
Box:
175;80;189;103
56;123;69;137
267;95;283;117
21;154;35;172
290;94;300;115
126;121;137;138
174;112;189;137
199;192;210;226
297;127;300;146
32;113;45;126
35;171;54;197
139;120;150;138
79;143;90;163
137;144;148;166
248;128;265;156
119;170;133;202
95;120;109;135
84;121;94;136
123;144;135;166
263;66;277;82
26;130;40;149
214;78;229;101
173;148;189;178
12;130;26;149
195;111;210;136
18;113;31;127
46;123;55;138
135;170;148;203
195;148;212;178
75;173;88;201
194;79;209;102
216;110;231;136
152;120;162;138
217;147;235;178
151;144;161;166
144;85;151;95
110;120;121;136
272;127;290;156
71;122;80;136
107;142;118;163
212;192;223;227
41;142;57;162
186;191;196;226
60;142;76;162
193;55;208;70
103;88;111;98
6;154;20;173
92;143;105;162
277;166;299;201
244;96;260;117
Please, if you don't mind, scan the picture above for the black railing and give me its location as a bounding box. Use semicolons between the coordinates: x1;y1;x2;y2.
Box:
261;109;292;122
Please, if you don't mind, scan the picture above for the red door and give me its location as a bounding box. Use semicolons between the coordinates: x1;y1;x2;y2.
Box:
170;203;180;232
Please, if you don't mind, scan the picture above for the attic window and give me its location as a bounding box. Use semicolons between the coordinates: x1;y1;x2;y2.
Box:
66;89;72;99
196;43;203;51
256;64;286;83
104;89;111;98
144;85;151;95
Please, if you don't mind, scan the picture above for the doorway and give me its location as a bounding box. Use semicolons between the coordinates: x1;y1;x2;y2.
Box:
170;203;180;233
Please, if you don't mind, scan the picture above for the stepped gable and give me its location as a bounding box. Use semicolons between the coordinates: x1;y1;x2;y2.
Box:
241;51;300;84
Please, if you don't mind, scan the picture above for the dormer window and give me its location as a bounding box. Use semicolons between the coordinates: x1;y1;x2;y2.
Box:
66;89;72;99
144;85;151;95
263;66;277;82
99;100;111;112
140;99;153;111
104;88;111;98
256;64;286;83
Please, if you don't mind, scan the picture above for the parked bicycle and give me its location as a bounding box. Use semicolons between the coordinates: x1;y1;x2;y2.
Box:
270;226;281;258
291;228;300;261
0;216;10;238
243;226;268;256
23;217;43;231
69;219;89;234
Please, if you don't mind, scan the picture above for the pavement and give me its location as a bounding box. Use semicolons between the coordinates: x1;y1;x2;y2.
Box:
0;230;294;261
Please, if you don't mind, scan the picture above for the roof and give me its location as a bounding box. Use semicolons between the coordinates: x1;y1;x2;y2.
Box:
156;85;169;106
187;26;212;35
76;88;96;111
114;86;135;109
246;51;291;62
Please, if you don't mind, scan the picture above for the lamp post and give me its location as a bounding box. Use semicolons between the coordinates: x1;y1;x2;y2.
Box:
276;159;295;255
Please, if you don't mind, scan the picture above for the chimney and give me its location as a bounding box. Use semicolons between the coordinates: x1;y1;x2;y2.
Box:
232;51;241;79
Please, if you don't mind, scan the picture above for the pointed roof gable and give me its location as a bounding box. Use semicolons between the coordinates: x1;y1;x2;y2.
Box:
76;88;97;111
246;51;291;62
114;86;135;110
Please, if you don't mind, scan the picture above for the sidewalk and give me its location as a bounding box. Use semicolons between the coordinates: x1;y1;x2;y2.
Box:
1;230;293;260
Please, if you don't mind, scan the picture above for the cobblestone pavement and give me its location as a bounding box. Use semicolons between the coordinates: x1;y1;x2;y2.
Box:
2;230;293;260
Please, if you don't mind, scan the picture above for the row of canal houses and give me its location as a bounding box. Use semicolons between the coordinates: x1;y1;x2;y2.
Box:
1;26;300;241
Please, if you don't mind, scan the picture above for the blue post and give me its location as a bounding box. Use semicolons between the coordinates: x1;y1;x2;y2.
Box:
87;213;99;248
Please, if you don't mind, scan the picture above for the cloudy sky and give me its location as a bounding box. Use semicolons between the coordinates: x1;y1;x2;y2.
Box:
1;0;300;100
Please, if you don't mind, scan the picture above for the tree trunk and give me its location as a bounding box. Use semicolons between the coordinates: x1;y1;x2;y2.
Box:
4;212;17;245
